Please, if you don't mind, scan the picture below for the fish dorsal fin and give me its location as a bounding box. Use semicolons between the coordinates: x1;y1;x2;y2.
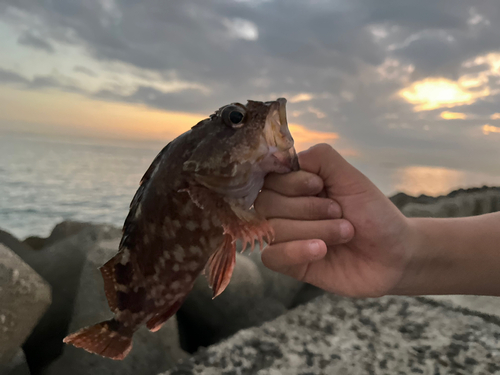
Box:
206;234;236;298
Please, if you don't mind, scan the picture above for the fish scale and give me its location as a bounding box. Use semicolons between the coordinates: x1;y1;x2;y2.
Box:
64;98;299;360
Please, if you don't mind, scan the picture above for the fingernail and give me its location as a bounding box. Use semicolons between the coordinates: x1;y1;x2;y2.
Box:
328;202;340;218
309;241;321;256
340;221;352;242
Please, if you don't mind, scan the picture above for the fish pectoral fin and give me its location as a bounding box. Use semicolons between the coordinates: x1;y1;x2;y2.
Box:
206;234;236;298
223;209;275;253
181;185;274;252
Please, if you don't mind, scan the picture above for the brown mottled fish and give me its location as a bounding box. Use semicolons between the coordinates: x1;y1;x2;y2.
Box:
63;98;299;360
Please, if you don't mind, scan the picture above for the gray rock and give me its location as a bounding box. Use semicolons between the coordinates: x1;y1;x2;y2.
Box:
0;229;33;260
20;224;121;373
0;350;31;375
177;253;287;352
0;244;51;365
395;187;500;218
425;294;500;318
247;247;304;308
43;221;98;249
163;295;500;374
22;237;46;251
290;282;325;308
47;238;187;375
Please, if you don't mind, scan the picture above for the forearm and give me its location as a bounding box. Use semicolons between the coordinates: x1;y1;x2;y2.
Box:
394;212;500;296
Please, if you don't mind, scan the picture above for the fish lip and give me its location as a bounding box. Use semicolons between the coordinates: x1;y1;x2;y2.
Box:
268;98;300;173
271;147;300;172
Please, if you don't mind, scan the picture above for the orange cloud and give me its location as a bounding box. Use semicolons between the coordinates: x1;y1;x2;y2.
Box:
491;113;500;120
289;123;338;151
289;93;313;103
0;87;204;141
482;124;500;135
440;111;467;120
399;78;490;111
0;87;343;155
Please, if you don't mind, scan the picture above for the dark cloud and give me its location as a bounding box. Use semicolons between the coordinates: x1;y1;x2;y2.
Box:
0;68;29;84
73;65;97;77
17;30;54;53
0;67;83;93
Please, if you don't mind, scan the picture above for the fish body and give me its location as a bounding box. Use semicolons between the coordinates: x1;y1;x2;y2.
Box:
63;98;299;360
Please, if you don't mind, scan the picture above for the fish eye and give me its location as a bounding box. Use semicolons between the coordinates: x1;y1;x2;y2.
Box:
222;106;245;128
229;111;244;125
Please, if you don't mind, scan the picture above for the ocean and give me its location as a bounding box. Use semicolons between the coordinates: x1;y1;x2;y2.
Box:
1;133;500;239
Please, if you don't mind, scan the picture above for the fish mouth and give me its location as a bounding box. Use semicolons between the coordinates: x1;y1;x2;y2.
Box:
264;98;300;172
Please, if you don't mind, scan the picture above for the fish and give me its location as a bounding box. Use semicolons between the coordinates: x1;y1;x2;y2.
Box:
63;98;299;360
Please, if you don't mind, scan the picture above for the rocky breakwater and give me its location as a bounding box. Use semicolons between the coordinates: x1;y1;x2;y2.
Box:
0;220;314;374
0;243;51;375
163;294;500;374
391;186;500;218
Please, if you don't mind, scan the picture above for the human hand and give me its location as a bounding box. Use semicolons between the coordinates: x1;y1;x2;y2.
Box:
255;144;413;297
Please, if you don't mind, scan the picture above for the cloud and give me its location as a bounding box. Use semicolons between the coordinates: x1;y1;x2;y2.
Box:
440;111;467;120
1;0;500;178
73;65;97;77
289;93;314;103
0;68;29;84
17;30;54;53
399;77;490;111
222;18;259;41
482;124;500;134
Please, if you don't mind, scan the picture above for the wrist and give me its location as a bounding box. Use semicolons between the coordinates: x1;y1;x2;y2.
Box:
392;214;500;296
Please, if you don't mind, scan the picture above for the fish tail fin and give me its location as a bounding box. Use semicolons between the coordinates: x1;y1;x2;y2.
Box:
63;319;133;360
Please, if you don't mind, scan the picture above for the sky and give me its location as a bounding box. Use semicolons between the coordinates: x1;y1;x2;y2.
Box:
1;0;500;194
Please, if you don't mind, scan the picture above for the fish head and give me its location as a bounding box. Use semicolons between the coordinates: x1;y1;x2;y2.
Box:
184;98;299;205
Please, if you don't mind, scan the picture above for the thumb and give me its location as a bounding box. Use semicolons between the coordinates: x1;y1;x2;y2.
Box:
298;144;372;196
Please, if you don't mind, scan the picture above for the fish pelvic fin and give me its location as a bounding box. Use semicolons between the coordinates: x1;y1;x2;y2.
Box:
63;319;133;360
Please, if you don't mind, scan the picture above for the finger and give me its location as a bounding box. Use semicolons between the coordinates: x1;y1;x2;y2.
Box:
298;144;373;196
270;218;354;245
255;190;342;220
261;240;327;274
263;170;324;197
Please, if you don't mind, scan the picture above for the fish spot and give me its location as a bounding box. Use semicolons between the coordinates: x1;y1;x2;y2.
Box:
170;281;181;290
172;264;180;272
189;246;202;256
163;251;171;260
199;236;207;247
172;220;181;229
209;236;221;249
211;215;221;227
181;200;193;216
120;248;131;265
187;261;199;271
173;245;185;262
201;219;211;231
186;220;198;231
116;284;128;292
134;204;142;219
185;274;192;283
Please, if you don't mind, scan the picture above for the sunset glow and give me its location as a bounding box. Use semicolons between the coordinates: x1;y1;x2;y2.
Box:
395;166;465;197
482;124;500;135
399;78;490;111
288;124;338;151
440;111;467;120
